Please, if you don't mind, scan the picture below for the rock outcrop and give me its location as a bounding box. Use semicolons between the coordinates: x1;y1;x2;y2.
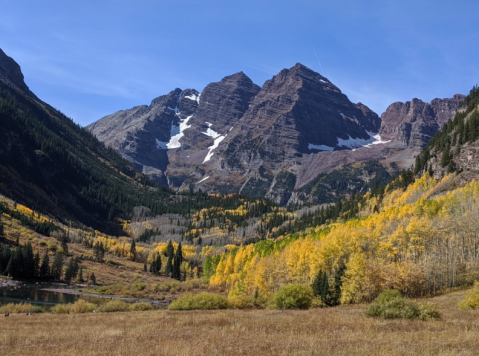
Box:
380;95;464;148
88;63;464;204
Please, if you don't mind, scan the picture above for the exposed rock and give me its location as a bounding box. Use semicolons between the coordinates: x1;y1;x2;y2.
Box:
380;96;464;148
89;62;464;205
0;48;31;94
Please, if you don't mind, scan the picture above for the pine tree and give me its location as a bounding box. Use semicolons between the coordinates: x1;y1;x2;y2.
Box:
90;272;96;285
33;252;40;278
0;218;4;240
172;242;183;280
40;253;50;279
312;270;325;297
51;252;64;281
78;267;84;283
130;238;137;261
330;263;346;306
165;240;174;277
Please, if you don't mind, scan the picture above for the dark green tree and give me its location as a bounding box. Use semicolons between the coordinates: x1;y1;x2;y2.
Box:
130;238;137;261
172;242;183;280
0;218;4;240
40;253;50;279
78;267;84;283
51;252;64;281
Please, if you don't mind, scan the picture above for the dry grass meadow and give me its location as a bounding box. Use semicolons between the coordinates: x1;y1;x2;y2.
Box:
1;289;478;356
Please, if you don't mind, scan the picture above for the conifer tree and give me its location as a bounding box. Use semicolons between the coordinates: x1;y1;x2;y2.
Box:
172;242;183;280
90;272;96;285
40;253;50;279
130;238;137;261
0;218;4;241
51;252;64;281
78;267;84;283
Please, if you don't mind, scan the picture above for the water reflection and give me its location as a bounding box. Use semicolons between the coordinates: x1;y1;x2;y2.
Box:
0;283;100;306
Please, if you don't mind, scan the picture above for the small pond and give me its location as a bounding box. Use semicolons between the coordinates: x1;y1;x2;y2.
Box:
0;282;100;307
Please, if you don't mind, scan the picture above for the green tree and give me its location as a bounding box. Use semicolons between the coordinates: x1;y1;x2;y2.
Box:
172;242;183;280
40;253;50;279
90;272;96;285
51;252;64;281
0;218;4;240
130;238;137;261
78;267;84;283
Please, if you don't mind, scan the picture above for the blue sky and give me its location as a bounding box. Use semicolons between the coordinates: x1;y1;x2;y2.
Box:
1;0;478;126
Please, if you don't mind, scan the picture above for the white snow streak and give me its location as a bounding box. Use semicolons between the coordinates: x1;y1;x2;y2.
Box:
203;122;221;139
309;131;390;152
167;115;193;149
308;143;335;151
185;93;201;104
197;176;210;184
337;131;390;149
203;136;226;163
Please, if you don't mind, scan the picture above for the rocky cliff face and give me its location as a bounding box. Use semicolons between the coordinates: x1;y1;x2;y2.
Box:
0;49;33;95
380;95;464;148
89;63;464;204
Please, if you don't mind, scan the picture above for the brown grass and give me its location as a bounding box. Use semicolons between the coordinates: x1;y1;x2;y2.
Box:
1;290;478;356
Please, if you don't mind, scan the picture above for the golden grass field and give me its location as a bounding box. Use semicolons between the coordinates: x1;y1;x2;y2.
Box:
1;289;478;356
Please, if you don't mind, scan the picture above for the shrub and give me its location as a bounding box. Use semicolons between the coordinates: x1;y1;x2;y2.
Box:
69;299;96;313
51;304;70;314
271;284;314;310
168;292;230;310
228;295;255;309
98;300;130;313
366;289;440;320
417;302;441;321
0;302;42;313
129;303;154;311
458;281;479;309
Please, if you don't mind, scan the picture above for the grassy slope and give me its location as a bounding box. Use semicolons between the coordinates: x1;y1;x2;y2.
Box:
1;290;478;356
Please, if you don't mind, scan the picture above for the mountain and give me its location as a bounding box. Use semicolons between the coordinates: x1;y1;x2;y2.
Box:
89;63;463;204
380;95;465;148
414;86;479;184
0;48;164;233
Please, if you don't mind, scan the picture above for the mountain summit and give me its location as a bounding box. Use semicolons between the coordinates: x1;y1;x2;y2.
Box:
88;63;463;204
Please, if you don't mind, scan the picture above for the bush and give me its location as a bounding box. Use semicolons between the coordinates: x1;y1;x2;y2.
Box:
51;304;70;314
366;290;440;320
417;302;441;321
129;302;154;311
458;281;479;309
51;299;97;314
168;292;230;310
69;299;96;313
0;302;42;314
228;295;255;309
98;300;130;313
271;284;313;310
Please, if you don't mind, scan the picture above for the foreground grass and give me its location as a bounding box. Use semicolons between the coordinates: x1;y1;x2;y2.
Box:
1;290;478;356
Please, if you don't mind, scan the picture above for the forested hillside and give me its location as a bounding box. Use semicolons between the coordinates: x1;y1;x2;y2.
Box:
202;86;479;305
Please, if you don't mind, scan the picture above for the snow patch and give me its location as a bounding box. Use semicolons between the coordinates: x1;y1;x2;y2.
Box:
320;79;328;83
203;123;221;139
203;135;226;163
156;139;168;150
197;176;210;184
167;115;193;149
308;143;335;151
185;93;201;104
363;131;391;147
337;131;391;149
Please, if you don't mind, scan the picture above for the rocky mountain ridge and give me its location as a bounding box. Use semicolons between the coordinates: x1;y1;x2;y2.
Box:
88;63;464;204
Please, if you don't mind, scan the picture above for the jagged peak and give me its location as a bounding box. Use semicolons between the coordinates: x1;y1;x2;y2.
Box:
220;71;256;85
0;48;31;93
